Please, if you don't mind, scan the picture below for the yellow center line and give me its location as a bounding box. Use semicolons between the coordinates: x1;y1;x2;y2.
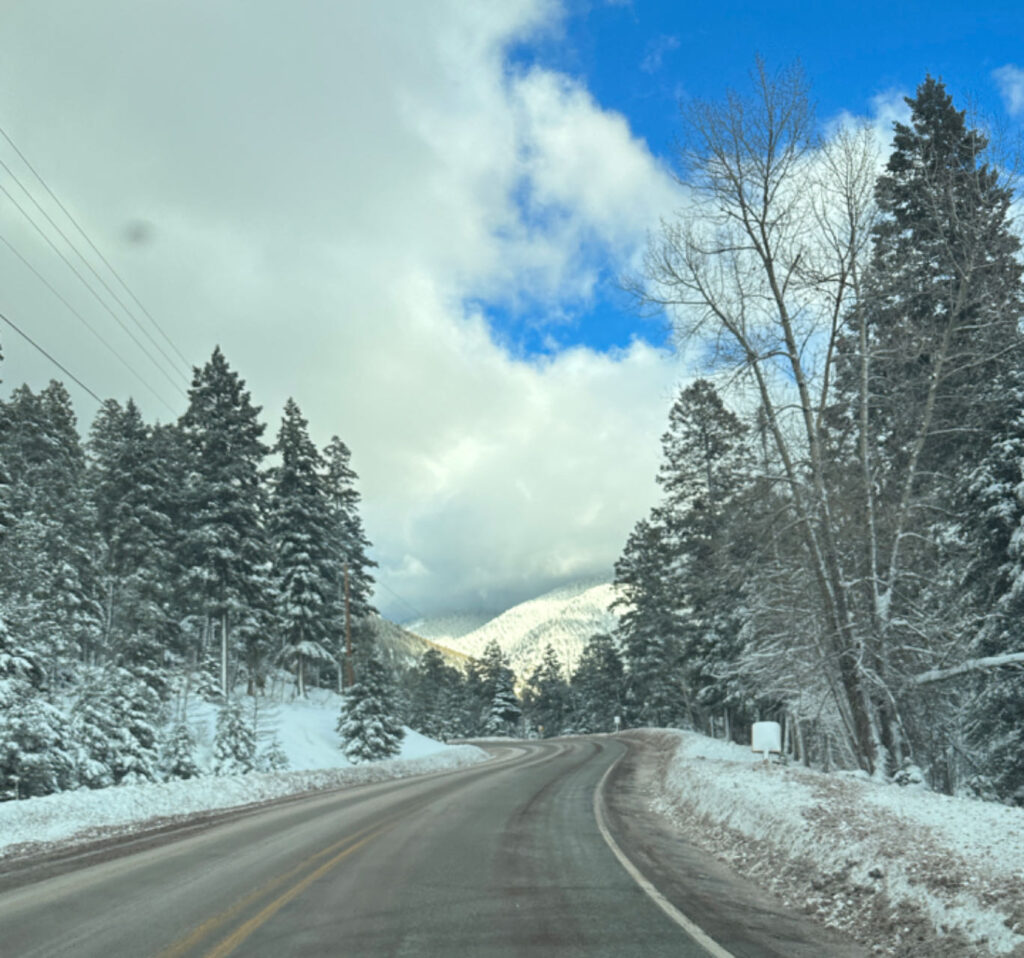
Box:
201;827;386;958
155;820;384;958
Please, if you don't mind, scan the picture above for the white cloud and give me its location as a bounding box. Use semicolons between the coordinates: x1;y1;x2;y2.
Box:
0;0;688;619
994;64;1024;116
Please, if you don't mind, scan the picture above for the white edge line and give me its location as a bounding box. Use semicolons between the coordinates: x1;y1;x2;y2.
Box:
593;753;736;958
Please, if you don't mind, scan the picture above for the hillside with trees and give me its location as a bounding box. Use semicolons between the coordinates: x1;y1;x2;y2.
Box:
0;347;382;797
612;69;1024;802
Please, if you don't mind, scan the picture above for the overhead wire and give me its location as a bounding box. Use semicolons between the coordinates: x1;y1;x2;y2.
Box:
0;308;103;405
0;179;187;399
0;123;192;376
0;231;179;416
371;577;429;626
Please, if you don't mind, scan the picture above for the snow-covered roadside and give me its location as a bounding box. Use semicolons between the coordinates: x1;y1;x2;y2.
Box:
0;744;489;860
636;730;1024;957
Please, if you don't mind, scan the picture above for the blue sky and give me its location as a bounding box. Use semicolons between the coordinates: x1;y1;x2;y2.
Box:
488;0;1024;358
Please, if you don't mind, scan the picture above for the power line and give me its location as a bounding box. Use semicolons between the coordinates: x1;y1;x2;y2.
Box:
0;180;187;399
0;308;102;404
0;123;192;375
0;231;178;415
372;577;429;624
0;155;188;386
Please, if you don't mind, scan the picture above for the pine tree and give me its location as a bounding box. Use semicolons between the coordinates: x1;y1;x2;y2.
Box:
257;737;290;772
179;348;270;699
478;640;521;735
612;515;685;728
269;400;334;697
213;698;257;775
866;76;1024;474
322;437;377;685
88;399;179;681
656;381;750;730
337;652;404;762
0;382;101;681
161;721;201;781
406;647;462;741
523;645;569;737
0;613;77;797
569;633;624;733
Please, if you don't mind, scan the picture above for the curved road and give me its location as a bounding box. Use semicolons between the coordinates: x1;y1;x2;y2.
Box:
0;737;863;957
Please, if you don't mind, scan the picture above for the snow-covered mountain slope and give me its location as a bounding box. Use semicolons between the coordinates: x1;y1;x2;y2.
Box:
407;612;493;643
367;615;467;669
423;580;621;682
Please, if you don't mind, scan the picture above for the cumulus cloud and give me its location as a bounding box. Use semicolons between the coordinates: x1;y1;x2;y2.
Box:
0;0;688;619
993;64;1024;116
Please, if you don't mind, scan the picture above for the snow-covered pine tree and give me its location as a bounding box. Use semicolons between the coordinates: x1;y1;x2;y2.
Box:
322;436;377;685
612;514;686;728
337;652;404;762
569;633;624;733
0;382;100;682
523;645;569;737
213;698;257;775
179;348;271;699
257;736;290;772
655;380;751;734
88;399;179;682
161;720;201;781
956;370;1024;802
269;399;334;697
478;640;521;736
72;667;161;787
406;647;462;741
0;612;77;798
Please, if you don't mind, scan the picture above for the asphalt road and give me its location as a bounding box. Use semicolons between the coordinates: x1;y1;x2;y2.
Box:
0;737;863;958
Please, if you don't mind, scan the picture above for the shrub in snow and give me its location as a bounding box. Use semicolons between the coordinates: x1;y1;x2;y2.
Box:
0;692;78;798
337;654;404;763
213;699;257;775
161;721;201;781
257;737;290;772
893;761;926;788
72;668;161;788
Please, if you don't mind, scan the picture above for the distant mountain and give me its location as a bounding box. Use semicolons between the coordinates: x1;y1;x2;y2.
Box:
415;580;621;683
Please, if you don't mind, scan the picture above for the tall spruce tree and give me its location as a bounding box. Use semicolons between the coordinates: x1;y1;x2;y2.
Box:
612;515;685;728
322;436;377;686
478;639;521;735
523;645;569;737
569;633;624;733
88;399;179;683
269;400;334;696
179;348;270;698
656;381;751;733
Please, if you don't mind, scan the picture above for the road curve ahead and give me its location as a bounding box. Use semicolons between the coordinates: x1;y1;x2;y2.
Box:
0;737;861;958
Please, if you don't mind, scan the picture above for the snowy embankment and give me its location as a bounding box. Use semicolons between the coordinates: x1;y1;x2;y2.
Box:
638;730;1024;957
0;688;489;861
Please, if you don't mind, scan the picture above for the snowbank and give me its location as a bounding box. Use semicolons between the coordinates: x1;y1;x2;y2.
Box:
184;687;449;773
0;745;488;859
1;686;489;860
639;730;1024;957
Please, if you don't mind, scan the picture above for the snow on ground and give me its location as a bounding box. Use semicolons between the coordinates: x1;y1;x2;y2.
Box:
638;730;1024;957
185;686;449;774
0;687;489;861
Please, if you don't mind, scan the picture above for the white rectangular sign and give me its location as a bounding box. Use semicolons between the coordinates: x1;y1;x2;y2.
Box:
751;721;782;754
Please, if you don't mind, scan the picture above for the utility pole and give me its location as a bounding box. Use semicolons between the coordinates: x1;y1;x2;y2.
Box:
344;562;354;688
